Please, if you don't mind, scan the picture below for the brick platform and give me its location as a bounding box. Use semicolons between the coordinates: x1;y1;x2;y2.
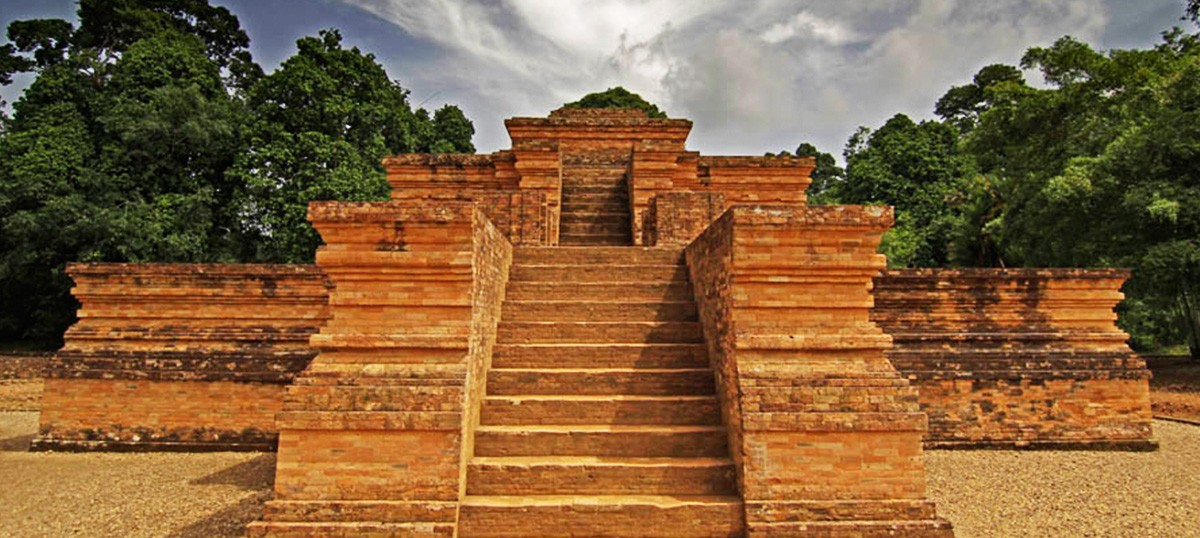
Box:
33;264;329;451
35;108;1158;536
873;269;1155;450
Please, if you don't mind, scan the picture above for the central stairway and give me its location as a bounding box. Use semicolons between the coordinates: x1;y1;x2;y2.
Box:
558;150;633;246
457;246;744;537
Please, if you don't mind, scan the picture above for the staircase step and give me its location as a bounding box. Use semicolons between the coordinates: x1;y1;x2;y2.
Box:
502;301;697;322
556;172;624;183
560;211;631;225
480;395;721;425
561;188;628;198
474;425;728;457
559;234;630;246
259;500;457;523
492;343;707;368
466;457;737;495
560;220;632;236
513;247;683;265
457;495;745;538
509;264;685;282
496;321;701;343
487;368;715;396
748;520;955;537
561;202;630;213
506;282;692;301
246;521;453;537
559;222;633;236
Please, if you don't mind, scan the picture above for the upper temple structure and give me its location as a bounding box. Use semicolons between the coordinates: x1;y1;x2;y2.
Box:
34;108;1155;537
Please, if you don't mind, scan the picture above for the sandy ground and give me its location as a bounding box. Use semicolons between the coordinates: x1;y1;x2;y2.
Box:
926;420;1200;537
0;412;272;538
0;408;1195;537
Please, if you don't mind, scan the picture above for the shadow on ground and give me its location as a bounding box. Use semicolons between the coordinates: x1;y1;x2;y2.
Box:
170;454;276;537
0;432;33;451
190;453;276;490
167;490;273;538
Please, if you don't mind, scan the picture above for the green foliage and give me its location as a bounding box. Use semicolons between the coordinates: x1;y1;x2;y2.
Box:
793;143;845;204
833;114;974;268
564;86;667;118
961;31;1200;356
935;64;1024;133
74;0;261;88
232;29;423;263
0;4;477;343
431;105;476;153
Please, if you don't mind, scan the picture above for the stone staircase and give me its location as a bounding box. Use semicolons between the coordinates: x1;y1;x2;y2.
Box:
457;246;744;537
559;154;633;246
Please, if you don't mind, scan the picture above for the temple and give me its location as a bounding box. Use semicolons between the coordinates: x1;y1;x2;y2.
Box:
35;108;1154;537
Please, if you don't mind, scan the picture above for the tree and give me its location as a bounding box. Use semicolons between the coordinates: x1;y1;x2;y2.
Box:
1;4;479;344
837;115;974;268
961;32;1200;356
0;1;260;344
935;64;1025;133
793;142;845;204
432;104;475;153
231;29;422;263
564;86;667;118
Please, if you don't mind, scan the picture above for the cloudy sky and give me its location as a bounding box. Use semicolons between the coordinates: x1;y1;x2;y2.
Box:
1;0;1191;158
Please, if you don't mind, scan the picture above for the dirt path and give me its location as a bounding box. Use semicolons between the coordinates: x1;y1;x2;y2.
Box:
1147;356;1200;422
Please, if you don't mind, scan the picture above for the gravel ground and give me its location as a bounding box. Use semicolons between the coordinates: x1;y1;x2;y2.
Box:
1;409;1197;537
0;412;273;538
926;420;1200;538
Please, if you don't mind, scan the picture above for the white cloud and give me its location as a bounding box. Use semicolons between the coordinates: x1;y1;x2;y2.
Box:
337;0;1132;159
760;11;862;46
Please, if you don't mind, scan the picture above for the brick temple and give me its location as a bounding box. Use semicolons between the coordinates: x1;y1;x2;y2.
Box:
35;108;1154;537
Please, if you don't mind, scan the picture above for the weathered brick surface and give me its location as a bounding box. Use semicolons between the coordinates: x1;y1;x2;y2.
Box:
643;191;727;246
686;205;952;537
381;109;817;249
632;155;813;244
35;378;284;451
251;200;512;536
385;153;547;245
0;352;50;379
873;269;1155;449
35;264;330;451
459;245;744;535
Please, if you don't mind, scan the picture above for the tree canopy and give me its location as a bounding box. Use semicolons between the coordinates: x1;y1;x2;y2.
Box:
564;86;667;118
801;26;1200;357
0;2;476;344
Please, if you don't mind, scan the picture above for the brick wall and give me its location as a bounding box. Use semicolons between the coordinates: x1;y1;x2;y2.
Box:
386;153;548;245
642;191;726;246
873;269;1155;450
252;201;512;536
631;156;813;244
0;352;50;379
34;264;330;451
686;205;952;537
38;378;284;450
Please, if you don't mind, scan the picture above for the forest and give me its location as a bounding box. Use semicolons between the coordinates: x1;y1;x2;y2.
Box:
0;0;475;343
1;1;1197;359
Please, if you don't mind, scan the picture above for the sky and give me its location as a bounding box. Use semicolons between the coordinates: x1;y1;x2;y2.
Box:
0;0;1192;158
